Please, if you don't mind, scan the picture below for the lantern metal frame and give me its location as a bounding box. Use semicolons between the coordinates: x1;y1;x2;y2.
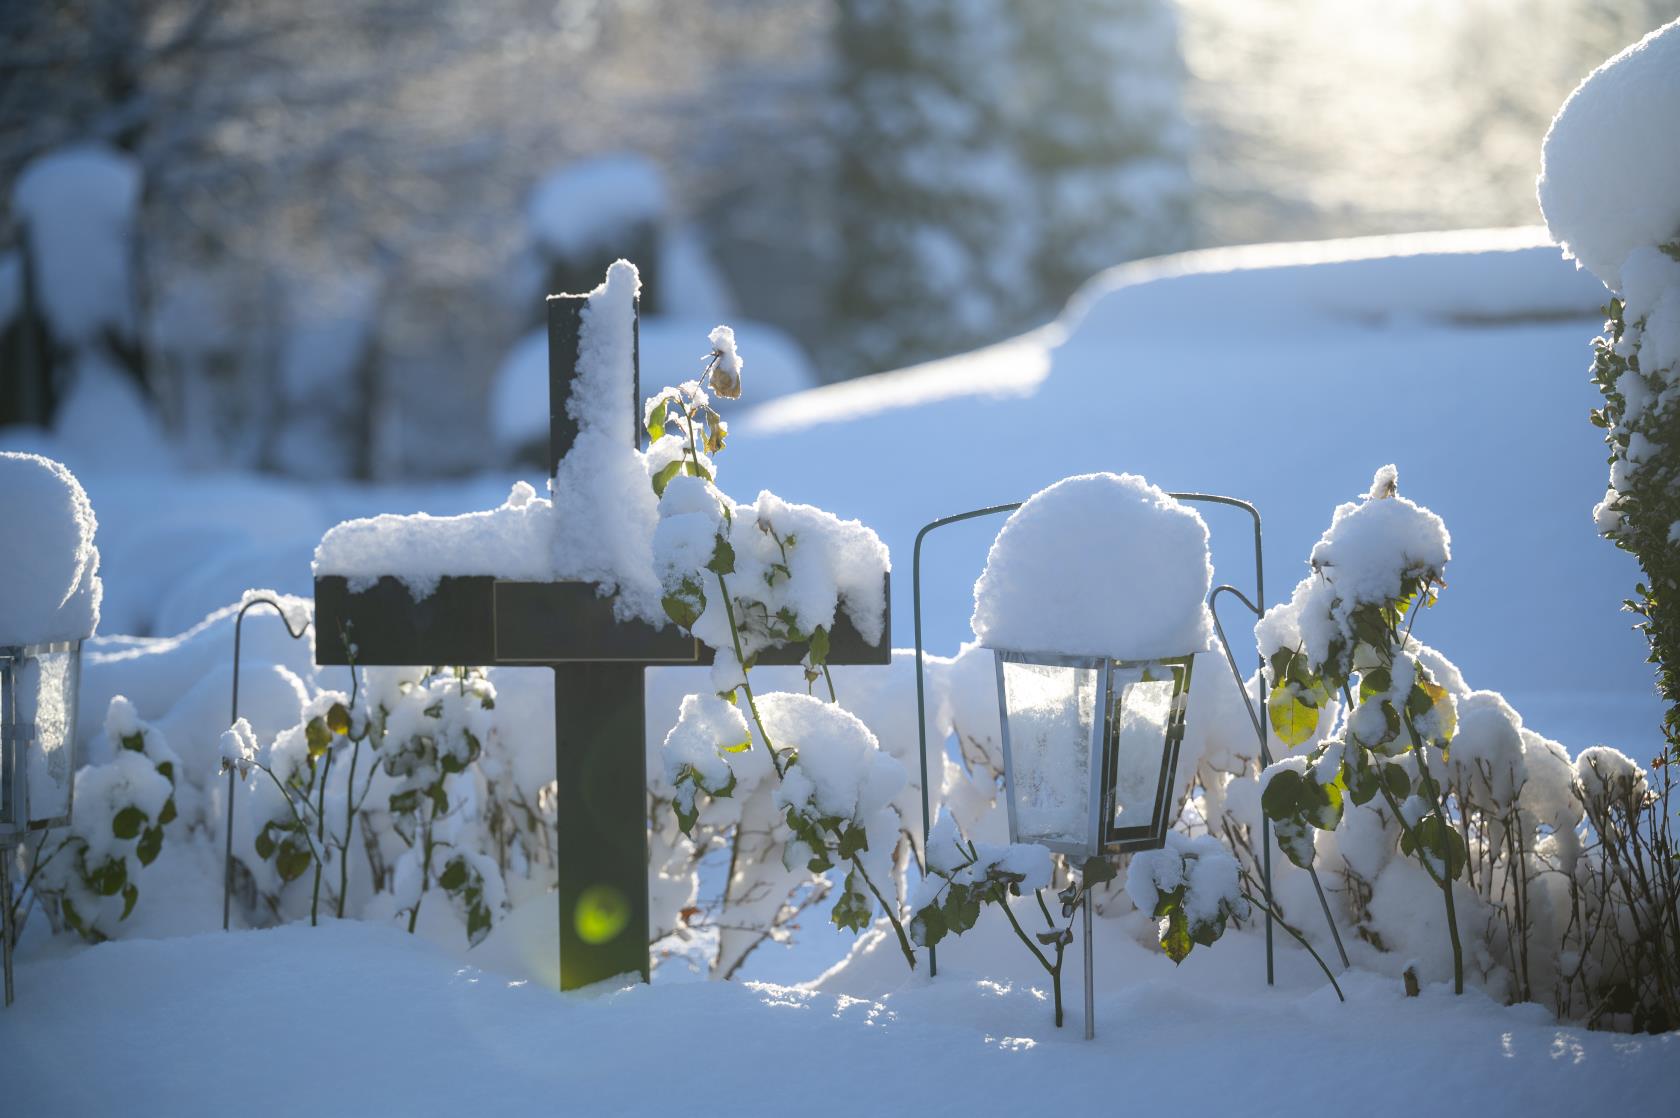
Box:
1;638;83;1009
991;649;1195;859
1;640;82;841
911;490;1349;1025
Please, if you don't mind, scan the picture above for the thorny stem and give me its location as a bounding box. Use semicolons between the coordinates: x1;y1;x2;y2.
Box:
850;855;916;970
310;751;331;926
1408;727;1465;995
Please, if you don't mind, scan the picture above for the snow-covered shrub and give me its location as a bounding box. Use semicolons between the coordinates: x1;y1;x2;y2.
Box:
646;328;916;972
908;810;1100;1027
1255;466;1470;990
1125;831;1247;964
27;698;179;941
1540;20;1680;757
1557;748;1680;1031
225;665;509;946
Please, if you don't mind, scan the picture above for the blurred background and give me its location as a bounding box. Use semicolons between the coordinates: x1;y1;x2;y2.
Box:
2;0;1678;481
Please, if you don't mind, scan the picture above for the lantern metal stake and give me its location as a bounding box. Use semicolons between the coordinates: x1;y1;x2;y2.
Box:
913;492;1345;1028
2;639;84;1007
223;598;311;931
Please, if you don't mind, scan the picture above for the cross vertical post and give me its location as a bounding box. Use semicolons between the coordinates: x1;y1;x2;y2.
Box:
545;290;649;986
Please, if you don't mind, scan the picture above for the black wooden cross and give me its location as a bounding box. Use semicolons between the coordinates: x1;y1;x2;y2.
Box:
314;277;891;989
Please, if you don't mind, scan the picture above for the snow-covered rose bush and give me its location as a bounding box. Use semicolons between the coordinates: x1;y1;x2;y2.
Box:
226;664;511;946
28;698;180;941
646;331;916;971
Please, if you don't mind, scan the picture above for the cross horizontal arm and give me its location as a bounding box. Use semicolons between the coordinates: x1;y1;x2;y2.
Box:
313;574;891;668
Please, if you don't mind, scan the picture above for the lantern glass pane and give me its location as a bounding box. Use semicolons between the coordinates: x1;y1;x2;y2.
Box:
1108;677;1176;830
20;650;74;824
1000;659;1098;848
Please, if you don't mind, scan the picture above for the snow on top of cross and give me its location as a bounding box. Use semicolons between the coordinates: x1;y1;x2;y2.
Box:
11;144;141;345
550;260;665;622
313;481;555;598
971;473;1214;660
0;452;102;645
563;259;641;438
528;153;667;258
1539;19;1680;291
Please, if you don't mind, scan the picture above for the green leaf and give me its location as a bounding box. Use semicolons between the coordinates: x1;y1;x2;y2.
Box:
1081;855;1118;887
121;731;146;753
1273;817;1318;870
661;577;706;630
1268;682;1321;748
305;717;331;759
706;536;736;576
806;626;830;667
275;839;313;883
943;886;981;936
1160;907;1193;963
389;788;421;815
651;458;684;497
155;760;174;785
466;902;493;948
121;882;140;921
911;902;947;948
835;823;868;861
1359;667;1392;704
438;858;469;892
88;857;127;897
136;825;163;867
157;796;177;826
254;823;277;860
112;805;146;840
1400;813;1467;880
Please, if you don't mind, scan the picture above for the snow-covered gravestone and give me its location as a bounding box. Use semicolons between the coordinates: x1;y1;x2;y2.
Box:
312;263;889;989
972;473;1214;858
0;452;101;1004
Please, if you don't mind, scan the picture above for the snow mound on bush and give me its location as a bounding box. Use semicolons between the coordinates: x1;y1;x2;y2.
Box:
0;452;102;644
971;473;1213;660
1539;19;1680;290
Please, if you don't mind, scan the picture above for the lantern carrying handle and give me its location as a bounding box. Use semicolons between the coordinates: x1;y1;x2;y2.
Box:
223;597;312;932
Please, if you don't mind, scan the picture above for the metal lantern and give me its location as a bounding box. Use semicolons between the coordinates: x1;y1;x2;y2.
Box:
991;650;1194;858
1;639;81;1007
1;640;80;842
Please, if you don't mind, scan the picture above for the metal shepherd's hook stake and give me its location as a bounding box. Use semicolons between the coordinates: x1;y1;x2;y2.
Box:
224;597;311;931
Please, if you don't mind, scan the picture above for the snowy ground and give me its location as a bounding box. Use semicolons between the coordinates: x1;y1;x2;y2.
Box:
4;229;1675;1111
7;915;1674;1115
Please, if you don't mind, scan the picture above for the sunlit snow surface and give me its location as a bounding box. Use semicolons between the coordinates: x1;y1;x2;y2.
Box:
733;230;1658;756
4;918;1673;1115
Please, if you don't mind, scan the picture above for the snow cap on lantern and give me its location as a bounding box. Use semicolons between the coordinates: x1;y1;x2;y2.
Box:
971;472;1214;660
971;473;1210;858
1;452;101;844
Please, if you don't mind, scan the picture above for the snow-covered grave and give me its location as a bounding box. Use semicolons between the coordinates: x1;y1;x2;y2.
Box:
311;261;890;988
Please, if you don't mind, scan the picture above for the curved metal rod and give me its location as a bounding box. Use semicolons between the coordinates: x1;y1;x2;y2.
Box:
1173;495;1275;987
913;502;1023;977
225;596;311;931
